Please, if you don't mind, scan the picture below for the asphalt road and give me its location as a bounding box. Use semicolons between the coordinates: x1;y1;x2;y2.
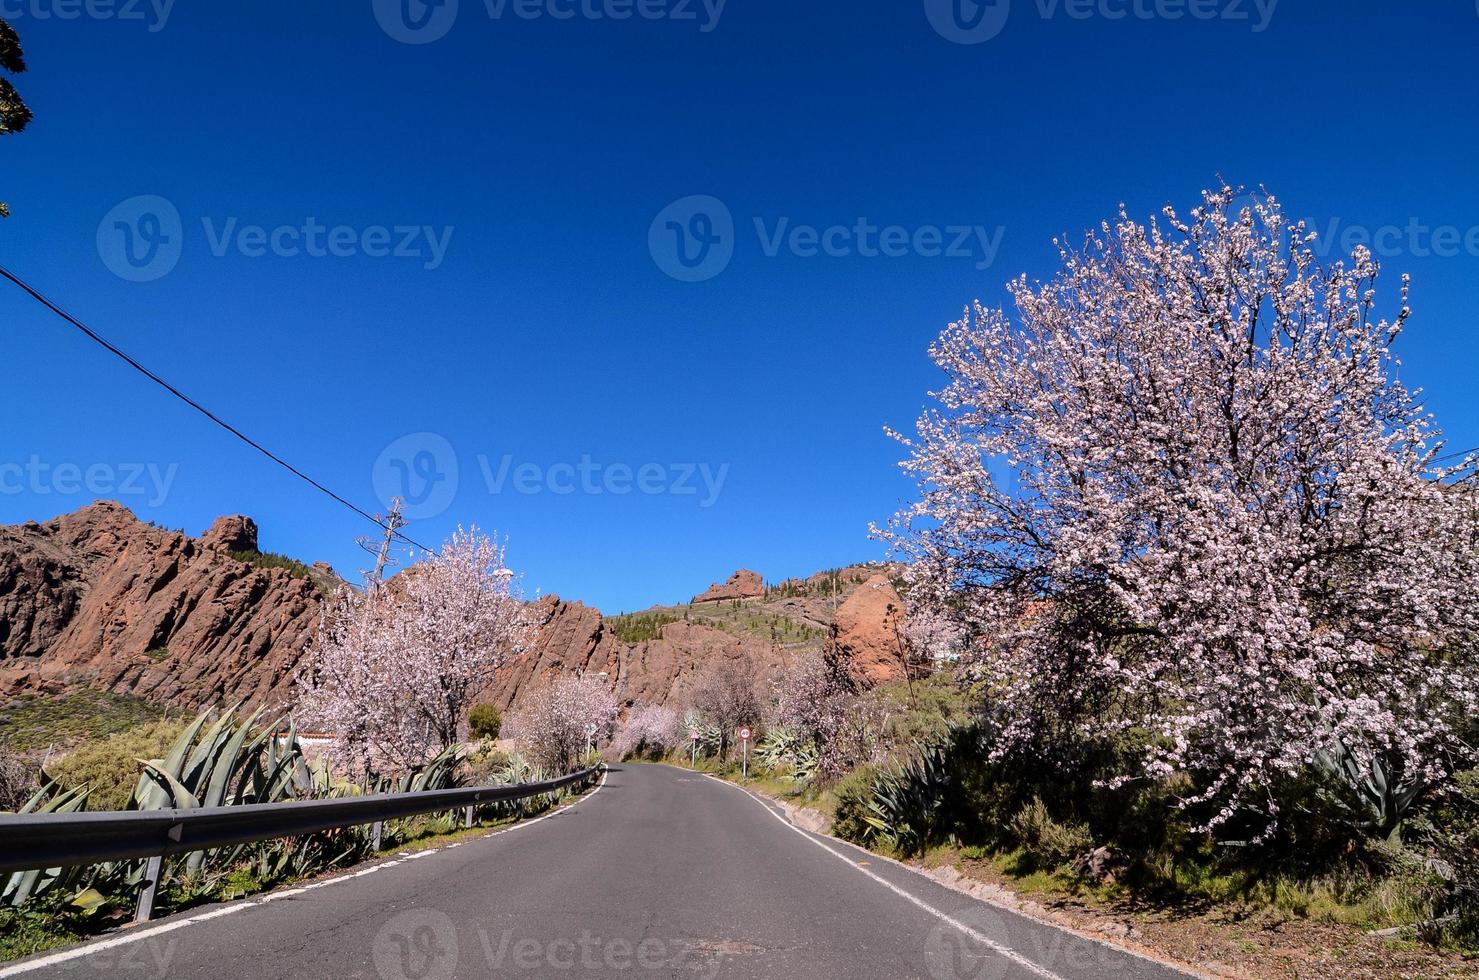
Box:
5;763;1192;980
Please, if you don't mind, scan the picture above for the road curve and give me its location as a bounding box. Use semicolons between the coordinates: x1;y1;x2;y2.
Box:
5;763;1192;980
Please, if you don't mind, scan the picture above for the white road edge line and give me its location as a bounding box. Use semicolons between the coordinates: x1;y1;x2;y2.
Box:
0;770;608;978
698;772;1064;980
700;771;1207;980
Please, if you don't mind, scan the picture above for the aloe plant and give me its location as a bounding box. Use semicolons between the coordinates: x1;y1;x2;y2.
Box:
1313;737;1428;843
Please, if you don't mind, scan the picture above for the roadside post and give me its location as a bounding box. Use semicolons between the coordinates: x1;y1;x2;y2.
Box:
739;726;752;780
690;729;700;766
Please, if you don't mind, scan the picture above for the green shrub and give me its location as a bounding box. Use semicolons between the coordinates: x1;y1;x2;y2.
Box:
229;548;314;580
468;704;502;741
608;611;682;643
831;764;884;846
44;718;188;811
1008;797;1094;870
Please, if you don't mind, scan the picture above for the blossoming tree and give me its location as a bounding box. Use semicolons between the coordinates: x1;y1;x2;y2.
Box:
503;674;618;773
298;527;535;775
611;702;682;759
883;185;1479;829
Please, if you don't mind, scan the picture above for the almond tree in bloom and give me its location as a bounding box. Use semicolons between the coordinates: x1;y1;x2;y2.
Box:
883;185;1479;830
774;651;887;781
299;528;535;776
503;674;618;773
611;702;682;759
692;657;761;759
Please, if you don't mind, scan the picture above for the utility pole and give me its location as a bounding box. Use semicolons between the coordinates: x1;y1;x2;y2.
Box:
360;497;406;593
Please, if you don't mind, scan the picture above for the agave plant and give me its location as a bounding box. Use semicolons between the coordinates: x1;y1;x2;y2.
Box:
129;706;314;877
863;737;956;856
1313;737;1428;843
2;781;91;906
755;727;799;770
753;727;819;783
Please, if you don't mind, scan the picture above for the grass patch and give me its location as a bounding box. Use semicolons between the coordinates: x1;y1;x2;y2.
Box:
0;908;86;962
0;690;167;752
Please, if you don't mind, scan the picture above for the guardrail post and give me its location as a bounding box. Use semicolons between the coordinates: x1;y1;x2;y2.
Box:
135;854;163;923
371;820;383;851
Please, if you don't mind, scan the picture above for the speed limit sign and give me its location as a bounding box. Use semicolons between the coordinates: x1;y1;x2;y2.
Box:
738;727;753;779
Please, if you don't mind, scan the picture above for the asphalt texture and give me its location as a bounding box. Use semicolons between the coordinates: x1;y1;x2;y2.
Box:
4;763;1194;980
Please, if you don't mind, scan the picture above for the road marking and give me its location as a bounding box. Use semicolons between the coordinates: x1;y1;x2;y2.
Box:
699;772;1202;980
699;773;1066;980
0;772;607;978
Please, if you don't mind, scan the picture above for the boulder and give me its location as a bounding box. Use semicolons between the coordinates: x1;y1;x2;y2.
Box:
829;574;906;688
200;515;259;553
691;569;764;604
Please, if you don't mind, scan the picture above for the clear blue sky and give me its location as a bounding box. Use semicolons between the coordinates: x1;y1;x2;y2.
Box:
2;1;1476;612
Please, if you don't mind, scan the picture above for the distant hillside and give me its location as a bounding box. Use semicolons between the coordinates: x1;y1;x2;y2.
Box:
0;503;911;746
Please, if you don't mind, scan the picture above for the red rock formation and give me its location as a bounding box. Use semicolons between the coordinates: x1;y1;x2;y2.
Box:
691;569;764;604
0;502;325;709
828;574;907;688
484;596;789;712
199;515;259;553
0;504;904;723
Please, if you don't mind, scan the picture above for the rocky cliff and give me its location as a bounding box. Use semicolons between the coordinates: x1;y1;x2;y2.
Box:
0;502;326;709
0;504;908;727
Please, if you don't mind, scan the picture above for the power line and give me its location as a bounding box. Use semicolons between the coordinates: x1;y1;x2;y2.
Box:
1434;446;1479;464
0;263;434;554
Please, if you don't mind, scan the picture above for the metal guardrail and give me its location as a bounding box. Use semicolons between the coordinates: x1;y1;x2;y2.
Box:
0;765;602;920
